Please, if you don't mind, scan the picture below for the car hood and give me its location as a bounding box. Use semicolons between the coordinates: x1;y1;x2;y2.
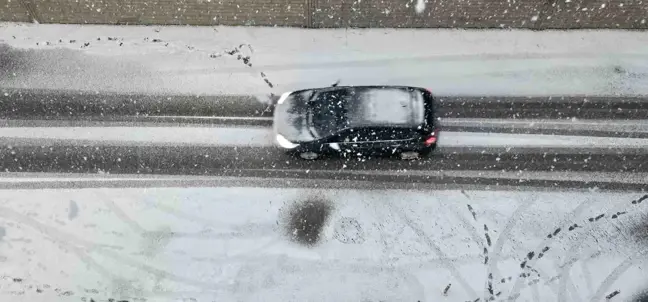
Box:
272;91;317;143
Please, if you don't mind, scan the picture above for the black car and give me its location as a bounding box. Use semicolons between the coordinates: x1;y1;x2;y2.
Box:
272;85;439;160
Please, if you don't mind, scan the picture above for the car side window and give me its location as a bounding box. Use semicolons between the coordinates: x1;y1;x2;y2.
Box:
360;128;386;141
333;128;367;143
330;129;354;143
351;128;372;142
367;128;417;141
332;127;417;143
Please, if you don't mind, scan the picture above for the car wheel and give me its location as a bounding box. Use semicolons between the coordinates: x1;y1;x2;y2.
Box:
299;151;320;160
419;144;436;157
400;151;420;160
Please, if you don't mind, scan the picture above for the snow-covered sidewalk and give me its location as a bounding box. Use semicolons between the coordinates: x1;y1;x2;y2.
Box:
2;22;648;96
0;186;646;301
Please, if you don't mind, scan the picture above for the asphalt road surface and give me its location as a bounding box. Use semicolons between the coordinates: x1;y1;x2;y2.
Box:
2;144;647;173
2;88;647;191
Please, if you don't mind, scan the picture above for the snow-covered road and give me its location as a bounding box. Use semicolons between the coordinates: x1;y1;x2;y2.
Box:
1;126;648;149
0;185;646;301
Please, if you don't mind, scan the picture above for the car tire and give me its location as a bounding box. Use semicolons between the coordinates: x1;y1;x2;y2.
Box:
419;144;436;157
299;151;320;160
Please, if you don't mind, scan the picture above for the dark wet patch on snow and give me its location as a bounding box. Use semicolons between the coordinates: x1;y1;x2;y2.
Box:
282;196;334;247
628;200;648;245
68;200;79;220
631;290;648;302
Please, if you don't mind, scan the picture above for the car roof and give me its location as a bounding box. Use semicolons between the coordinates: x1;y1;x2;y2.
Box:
304;85;427;129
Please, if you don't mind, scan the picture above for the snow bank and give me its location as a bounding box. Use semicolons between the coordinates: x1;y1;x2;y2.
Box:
0;186;646;301
2;22;648;96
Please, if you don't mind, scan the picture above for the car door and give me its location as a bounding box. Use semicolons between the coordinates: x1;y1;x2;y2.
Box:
330;127;419;154
322;129;353;154
338;128;369;153
323;128;370;155
367;127;420;152
350;127;390;151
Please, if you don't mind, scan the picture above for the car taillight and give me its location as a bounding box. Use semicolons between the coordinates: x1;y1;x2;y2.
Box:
424;131;437;146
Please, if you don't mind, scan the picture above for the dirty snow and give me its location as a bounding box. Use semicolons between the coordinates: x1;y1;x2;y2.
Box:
2;22;648;96
0;186;646;301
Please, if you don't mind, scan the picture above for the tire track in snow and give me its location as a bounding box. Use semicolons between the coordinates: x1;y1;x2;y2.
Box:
589;249;648;302
555;195;648;302
99;192;146;234
448;193;487;250
389;204;479;299
504;194;648;301
497;197;596;300
486;192;541;298
0;204;124;295
0;204;229;293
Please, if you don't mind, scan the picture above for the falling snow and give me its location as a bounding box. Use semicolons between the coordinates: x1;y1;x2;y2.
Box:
0;1;647;302
415;0;426;14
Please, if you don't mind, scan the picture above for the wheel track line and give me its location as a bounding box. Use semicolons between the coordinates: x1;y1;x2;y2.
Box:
486;192;541;297
0;204;229;292
556;195;648;302
589;249;648;302
0;203;120;283
506;197;596;300
390;204;479;299
99;191;147;234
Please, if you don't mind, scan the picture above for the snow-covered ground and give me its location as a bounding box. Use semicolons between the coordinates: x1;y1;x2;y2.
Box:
1;126;648;149
2;21;648;302
3;171;647;189
0;185;646;301
2;22;648;96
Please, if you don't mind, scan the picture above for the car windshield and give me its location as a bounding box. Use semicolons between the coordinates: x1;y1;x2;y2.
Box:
308;89;353;138
308;87;424;138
